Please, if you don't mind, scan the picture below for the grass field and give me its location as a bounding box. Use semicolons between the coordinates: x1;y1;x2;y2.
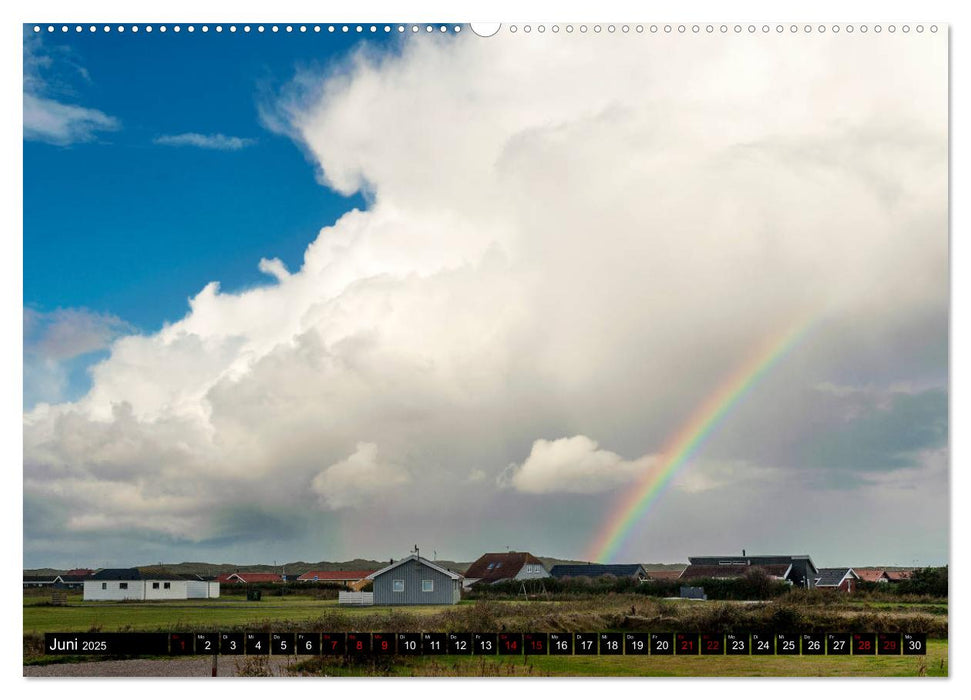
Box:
282;639;948;677
23;594;461;634
24;592;947;677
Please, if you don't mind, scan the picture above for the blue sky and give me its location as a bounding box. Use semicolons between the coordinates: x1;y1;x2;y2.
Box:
22;27;948;569
24;26;376;333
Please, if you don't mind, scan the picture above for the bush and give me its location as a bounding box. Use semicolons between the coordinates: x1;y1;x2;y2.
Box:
897;567;948;597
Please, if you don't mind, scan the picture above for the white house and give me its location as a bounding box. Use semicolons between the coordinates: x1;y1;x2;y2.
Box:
83;568;219;601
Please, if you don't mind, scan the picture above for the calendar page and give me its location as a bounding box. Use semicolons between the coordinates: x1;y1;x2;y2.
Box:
21;15;948;680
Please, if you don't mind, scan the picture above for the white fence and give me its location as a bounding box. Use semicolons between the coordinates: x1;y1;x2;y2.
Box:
338;591;374;606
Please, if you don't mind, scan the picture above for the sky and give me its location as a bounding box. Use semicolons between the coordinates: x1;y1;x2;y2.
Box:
22;24;948;570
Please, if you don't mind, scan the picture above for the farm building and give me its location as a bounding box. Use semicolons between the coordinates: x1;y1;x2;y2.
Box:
549;564;648;581
368;555;462;605
464;552;549;586
215;572;283;584
83;568;220;601
683;554;819;588
297;570;374;588
814;568;860;592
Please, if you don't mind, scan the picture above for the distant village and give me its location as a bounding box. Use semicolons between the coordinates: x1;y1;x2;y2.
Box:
24;550;919;606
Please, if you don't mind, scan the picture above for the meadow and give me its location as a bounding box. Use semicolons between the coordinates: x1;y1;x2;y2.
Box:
24;589;947;676
280;639;948;677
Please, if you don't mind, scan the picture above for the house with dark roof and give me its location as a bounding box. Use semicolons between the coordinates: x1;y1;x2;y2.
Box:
57;569;95;589
814;568;860;592
680;563;793;581
59;574;91;589
83;568;219;601
549;564;648;581
23;574;63;588
367;555;463;605
645;569;685;582
683;554;819;588
215;572;284;584
296;570;375;587
463;552;550;587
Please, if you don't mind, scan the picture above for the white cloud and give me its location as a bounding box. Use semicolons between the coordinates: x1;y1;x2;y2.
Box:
23;33;947;563
23;92;119;145
506;435;655;494
23;37;119;145
23;308;133;407
153;132;256;150
258;257;291;281
311;442;409;509
25;307;132;361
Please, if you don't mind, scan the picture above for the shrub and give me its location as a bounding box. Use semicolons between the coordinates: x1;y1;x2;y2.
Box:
897;567;948;598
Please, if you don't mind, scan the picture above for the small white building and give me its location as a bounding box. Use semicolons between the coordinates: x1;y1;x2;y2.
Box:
83;568;219;601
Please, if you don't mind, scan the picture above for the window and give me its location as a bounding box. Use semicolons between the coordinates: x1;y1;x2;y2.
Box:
101;582;107;590
119;582;128;590
393;579;405;593
152;582;160;589
526;565;534;573
422;579;434;593
164;582;171;590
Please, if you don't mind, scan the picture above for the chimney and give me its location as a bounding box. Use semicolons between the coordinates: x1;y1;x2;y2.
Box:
742;549;746;557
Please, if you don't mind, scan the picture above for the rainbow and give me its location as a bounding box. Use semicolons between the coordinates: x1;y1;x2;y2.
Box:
586;316;816;563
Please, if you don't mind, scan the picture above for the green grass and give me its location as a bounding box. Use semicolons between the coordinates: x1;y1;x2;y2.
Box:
23;595;464;635
24;592;948;679
283;639;948;677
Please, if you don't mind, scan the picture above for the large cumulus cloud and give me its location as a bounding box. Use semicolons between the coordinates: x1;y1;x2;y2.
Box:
23;31;948;566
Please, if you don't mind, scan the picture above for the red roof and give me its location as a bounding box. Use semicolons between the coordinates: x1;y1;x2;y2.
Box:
64;569;94;577
297;570;374;581
884;570;913;582
464;552;544;582
854;568;886;582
